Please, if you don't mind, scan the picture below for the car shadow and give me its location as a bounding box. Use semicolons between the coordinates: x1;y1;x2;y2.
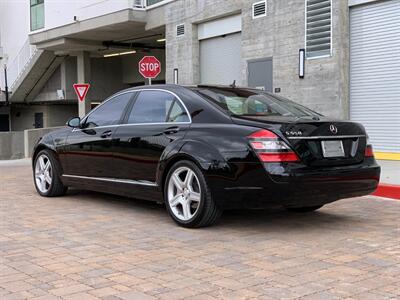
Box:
65;188;163;211
217;208;358;231
62;188;361;233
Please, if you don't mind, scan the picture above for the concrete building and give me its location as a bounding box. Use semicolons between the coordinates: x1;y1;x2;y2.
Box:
0;0;399;160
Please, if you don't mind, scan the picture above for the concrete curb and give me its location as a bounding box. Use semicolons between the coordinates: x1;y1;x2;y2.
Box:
372;184;400;200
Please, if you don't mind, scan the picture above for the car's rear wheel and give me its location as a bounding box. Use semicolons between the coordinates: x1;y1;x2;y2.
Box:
34;149;67;197
164;160;221;228
285;205;323;213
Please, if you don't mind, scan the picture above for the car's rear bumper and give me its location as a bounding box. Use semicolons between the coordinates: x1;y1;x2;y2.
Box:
207;158;380;209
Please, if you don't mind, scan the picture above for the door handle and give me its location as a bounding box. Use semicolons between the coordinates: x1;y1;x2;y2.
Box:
164;126;180;135
100;130;112;138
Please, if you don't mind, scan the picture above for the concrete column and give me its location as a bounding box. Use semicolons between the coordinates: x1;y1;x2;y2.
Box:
77;51;91;118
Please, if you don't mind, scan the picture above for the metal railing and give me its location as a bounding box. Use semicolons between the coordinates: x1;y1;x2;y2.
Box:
7;39;37;90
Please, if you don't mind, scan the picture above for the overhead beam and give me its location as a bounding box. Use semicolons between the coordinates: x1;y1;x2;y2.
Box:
102;41;165;50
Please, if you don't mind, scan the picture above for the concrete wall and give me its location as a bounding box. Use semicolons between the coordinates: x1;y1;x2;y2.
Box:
164;0;350;119
10;104;77;131
91;57;130;101
34;66;62;102
11;105;46;131
0;131;24;160
63;56;131;102
61;56;79;101
0;126;64;160
24;127;63;158
46;105;78;127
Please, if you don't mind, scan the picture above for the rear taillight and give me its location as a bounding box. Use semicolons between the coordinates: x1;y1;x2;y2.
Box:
365;145;374;157
364;137;374;158
248;129;299;162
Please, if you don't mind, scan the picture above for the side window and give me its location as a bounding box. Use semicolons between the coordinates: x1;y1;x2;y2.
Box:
128;91;189;124
168;101;190;122
84;93;133;128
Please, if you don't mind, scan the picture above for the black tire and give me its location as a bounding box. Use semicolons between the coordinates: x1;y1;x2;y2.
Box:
33;149;67;197
285;205;323;213
164;160;222;228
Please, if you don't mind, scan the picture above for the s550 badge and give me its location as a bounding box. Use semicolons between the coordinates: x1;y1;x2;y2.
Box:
285;131;303;136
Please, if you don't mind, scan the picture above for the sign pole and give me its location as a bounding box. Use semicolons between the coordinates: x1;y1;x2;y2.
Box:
77;51;91;118
149;78;152;86
4;65;9;106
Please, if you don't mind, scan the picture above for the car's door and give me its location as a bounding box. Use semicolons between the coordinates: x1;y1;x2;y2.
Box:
112;90;191;183
63;92;134;177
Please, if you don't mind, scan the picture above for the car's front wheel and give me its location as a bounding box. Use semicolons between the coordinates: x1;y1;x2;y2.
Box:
164;160;221;228
33;149;67;197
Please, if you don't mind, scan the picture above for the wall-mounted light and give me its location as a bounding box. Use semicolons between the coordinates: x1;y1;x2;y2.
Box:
157;38;166;42
103;50;136;58
299;49;305;79
173;68;179;84
56;89;65;100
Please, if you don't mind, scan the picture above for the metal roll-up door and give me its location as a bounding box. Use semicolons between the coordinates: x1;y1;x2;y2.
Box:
350;0;400;153
200;33;241;85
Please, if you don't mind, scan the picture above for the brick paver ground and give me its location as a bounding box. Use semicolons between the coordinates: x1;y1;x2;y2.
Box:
1;160;399;300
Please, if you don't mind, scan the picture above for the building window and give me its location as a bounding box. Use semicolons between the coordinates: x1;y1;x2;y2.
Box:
30;0;45;31
305;0;331;58
147;0;165;6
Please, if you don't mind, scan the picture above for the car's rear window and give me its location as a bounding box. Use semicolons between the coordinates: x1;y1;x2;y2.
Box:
192;87;322;118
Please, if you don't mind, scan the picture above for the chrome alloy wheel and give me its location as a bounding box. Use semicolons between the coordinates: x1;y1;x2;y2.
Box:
167;166;201;221
35;154;52;193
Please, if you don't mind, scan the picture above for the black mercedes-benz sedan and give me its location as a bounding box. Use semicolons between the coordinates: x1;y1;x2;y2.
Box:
32;85;380;227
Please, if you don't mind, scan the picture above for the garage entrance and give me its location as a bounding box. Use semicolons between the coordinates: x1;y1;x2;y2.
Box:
200;33;241;85
198;14;242;85
350;0;400;156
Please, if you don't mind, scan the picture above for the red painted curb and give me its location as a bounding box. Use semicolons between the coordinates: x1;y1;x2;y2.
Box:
372;184;400;200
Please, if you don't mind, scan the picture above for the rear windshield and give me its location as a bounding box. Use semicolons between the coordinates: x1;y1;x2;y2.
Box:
193;87;322;118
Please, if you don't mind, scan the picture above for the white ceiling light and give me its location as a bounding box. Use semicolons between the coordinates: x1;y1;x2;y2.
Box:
157;38;166;42
103;50;136;58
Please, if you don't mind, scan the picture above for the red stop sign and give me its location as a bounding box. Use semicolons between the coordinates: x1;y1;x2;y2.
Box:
138;56;161;79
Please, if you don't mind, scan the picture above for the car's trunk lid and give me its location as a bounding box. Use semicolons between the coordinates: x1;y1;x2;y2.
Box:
232;115;367;167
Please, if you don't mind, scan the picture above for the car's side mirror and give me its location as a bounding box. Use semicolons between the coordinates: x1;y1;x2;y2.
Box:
67;117;81;128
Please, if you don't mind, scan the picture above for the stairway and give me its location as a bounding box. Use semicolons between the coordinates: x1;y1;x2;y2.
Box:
9;50;65;103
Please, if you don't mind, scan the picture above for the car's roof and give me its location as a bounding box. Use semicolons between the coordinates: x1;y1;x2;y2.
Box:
123;84;261;93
